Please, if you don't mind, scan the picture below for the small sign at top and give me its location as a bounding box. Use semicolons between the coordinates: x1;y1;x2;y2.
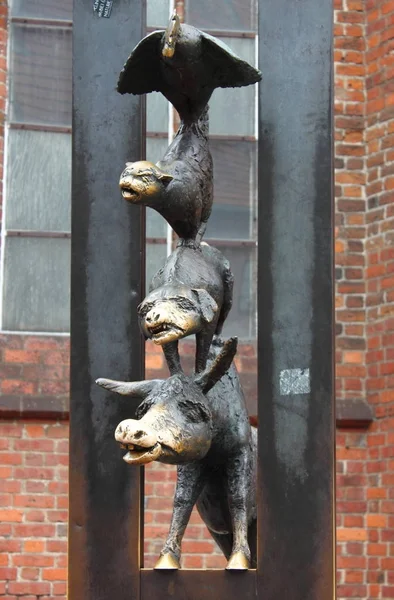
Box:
93;0;113;18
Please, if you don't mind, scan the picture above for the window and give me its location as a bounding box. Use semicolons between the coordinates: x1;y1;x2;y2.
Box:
146;0;258;339
2;0;72;331
2;0;257;339
184;0;258;339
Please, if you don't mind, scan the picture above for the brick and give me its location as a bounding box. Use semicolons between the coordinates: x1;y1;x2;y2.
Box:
8;582;51;595
0;567;17;579
13;524;55;538
0;424;22;438
1;379;35;394
14;495;55;509
3;350;40;364
43;350;70;366
0;510;23;522
145;353;163;370
46;540;67;553
24;509;46;522
343;351;364;363
0;453;22;465
24;424;46;438
367;515;387;527
14;439;54;452
42;568;67;581
24;337;61;351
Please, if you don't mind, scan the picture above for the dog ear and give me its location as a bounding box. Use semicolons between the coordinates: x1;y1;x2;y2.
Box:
96;378;162;398
194;337;238;394
156;167;174;187
191;289;218;323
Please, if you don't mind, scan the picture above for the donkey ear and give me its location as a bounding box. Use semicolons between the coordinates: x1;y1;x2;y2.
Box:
194;337;238;394
95;378;162;398
191;289;218;323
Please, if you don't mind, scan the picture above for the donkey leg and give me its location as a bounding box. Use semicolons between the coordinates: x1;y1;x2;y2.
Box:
155;463;205;569
225;449;252;570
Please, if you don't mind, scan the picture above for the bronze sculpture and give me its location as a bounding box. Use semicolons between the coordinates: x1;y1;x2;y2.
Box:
119;108;212;246
97;338;257;571
97;10;261;571
117;11;261;125
118;11;261;247
139;243;234;374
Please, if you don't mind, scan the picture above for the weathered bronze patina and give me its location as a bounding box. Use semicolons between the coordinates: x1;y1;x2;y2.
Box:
117;11;261;125
139;243;233;374
118;11;261;248
97;338;257;571
119;109;212;245
97;10;261;572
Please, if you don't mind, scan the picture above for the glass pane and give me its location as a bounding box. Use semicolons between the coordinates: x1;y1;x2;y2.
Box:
147;93;169;134
209;37;256;137
3;237;70;332
10;0;73;20
147;0;170;28
6;129;71;232
219;244;257;339
146;137;169;163
146;242;167;294
205;140;257;240
146;138;169;238
185;0;257;32
10;24;72;127
147;208;167;238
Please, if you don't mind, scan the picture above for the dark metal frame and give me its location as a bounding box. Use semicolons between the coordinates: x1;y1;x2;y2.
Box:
257;1;335;598
69;1;145;597
69;0;336;598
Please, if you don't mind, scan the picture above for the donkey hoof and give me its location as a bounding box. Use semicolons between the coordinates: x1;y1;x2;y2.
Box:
154;552;181;570
226;551;250;571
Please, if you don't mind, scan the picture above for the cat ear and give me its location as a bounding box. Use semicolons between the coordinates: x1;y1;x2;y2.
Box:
156;170;174;186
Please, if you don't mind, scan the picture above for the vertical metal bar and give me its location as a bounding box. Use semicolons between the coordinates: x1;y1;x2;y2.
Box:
257;2;335;600
69;2;145;599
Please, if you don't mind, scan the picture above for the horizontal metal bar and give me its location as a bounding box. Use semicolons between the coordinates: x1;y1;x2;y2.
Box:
210;134;257;142
5;234;255;245
146;131;167;139
204;238;256;247
141;569;257;600
9;123;72;134
146;237;166;244
147;131;257;143
146;237;256;247
202;30;256;39
146;27;256;39
6;230;71;238
11;16;72;28
0;330;70;336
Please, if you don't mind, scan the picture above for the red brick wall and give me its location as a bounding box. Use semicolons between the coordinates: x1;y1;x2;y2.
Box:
334;0;367;405
0;421;68;598
334;1;394;599
0;335;70;401
364;1;394;598
0;2;394;599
